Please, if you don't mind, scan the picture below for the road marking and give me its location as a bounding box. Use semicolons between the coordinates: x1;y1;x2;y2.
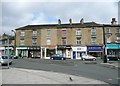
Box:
108;78;113;81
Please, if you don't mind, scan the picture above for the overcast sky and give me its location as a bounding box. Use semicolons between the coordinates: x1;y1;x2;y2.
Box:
1;0;119;35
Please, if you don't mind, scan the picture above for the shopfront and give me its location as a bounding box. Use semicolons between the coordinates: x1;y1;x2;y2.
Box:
41;45;56;59
106;44;120;59
72;46;87;59
28;46;41;58
87;46;103;57
57;45;72;59
16;46;28;58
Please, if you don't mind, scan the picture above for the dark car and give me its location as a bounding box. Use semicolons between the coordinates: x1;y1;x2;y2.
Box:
50;54;66;60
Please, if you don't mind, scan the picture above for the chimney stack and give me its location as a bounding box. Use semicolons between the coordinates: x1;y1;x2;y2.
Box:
58;19;61;25
69;18;72;25
111;18;117;25
80;18;84;24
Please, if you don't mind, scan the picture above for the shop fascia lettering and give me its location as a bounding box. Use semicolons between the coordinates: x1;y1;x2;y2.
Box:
72;47;87;51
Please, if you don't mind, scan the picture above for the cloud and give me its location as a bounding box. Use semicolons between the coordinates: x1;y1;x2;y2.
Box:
1;1;118;35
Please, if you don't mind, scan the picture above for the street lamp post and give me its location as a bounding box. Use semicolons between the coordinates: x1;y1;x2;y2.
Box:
7;36;9;69
103;24;107;63
11;30;16;56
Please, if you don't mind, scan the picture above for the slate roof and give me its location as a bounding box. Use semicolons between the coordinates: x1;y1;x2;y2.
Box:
16;22;120;30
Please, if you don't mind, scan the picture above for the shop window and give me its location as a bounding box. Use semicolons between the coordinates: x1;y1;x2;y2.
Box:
62;37;67;45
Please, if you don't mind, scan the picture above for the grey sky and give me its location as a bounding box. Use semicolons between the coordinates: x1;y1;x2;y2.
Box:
1;0;119;35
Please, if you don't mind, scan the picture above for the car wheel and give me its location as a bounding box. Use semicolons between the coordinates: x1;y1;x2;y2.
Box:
93;58;96;61
9;62;12;65
82;58;85;61
61;58;64;60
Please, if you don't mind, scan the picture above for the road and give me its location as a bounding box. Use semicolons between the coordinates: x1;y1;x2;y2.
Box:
2;58;119;85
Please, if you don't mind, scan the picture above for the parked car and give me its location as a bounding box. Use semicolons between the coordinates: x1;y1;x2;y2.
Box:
81;55;96;61
0;55;13;65
50;54;66;60
107;56;119;61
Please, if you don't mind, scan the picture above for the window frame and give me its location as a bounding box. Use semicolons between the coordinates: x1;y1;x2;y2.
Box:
91;37;96;44
62;37;67;45
91;27;96;35
76;37;81;45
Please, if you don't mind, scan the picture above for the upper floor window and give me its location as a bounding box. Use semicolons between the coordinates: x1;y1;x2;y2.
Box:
47;30;51;37
62;37;67;45
91;37;96;44
33;30;37;37
76;30;81;35
32;39;37;46
46;39;51;45
116;28;120;33
76;37;81;45
106;28;111;33
20;39;24;46
106;37;111;43
20;32;25;37
61;29;66;35
91;27;96;35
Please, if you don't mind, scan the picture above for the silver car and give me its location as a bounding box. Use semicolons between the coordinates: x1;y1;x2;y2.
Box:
0;55;12;65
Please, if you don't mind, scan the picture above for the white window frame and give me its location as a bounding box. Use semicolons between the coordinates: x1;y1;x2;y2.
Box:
76;37;81;45
116;28;120;33
91;37;96;44
106;37;111;43
32;39;37;45
106;28;111;33
33;31;37;37
20;39;24;46
46;39;51;45
20;32;25;36
76;30;81;35
91;28;96;35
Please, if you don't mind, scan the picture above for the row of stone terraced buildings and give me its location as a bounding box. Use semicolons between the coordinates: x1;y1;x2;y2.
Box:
0;18;120;59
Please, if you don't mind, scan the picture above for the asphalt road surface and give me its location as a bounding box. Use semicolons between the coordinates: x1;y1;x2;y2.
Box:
2;58;119;85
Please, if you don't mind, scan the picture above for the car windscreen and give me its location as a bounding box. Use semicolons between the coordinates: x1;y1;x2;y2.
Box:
2;56;8;59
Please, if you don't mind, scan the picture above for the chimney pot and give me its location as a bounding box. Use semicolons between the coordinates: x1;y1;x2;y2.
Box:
58;19;61;25
69;18;72;25
80;18;84;24
111;18;117;25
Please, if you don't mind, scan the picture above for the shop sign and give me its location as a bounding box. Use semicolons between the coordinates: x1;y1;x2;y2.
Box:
72;47;87;51
57;45;71;49
87;46;103;51
106;44;120;49
28;46;41;50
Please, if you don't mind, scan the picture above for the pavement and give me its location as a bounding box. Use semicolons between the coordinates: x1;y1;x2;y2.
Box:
100;61;120;69
1;67;108;84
